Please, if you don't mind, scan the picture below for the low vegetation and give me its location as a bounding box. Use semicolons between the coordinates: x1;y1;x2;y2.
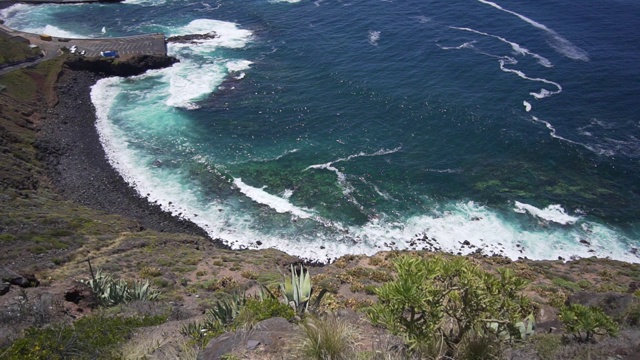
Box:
0;35;41;67
2;314;166;359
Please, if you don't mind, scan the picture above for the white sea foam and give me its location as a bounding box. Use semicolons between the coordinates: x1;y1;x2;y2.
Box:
0;4;33;20
529;116;619;157
305;147;401;210
233;178;313;219
437;41;476;50
412;16;432;24
122;0;167;5
157;61;225;109
344;201;639;263
42;24;84;38
306;147;402;171
451;27;552;68
168;19;253;49
514;201;580;225
226;60;252;80
229;148;300;165
498;57;562;99
359;177;395;201
368;30;381;46
23;24;84;38
424;168;463;174
477;0;589;61
281;189;294;199
305;147;402;196
145;19;254;109
269;0;302;3
441;27;560;100
226;59;253;72
523;100;532;112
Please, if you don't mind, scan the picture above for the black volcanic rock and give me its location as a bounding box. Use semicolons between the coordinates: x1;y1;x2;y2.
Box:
64;55;179;77
167;32;218;43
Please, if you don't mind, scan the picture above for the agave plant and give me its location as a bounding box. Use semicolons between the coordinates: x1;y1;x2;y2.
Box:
82;269;160;307
128;279;160;302
488;313;536;341
206;294;246;326
280;265;327;316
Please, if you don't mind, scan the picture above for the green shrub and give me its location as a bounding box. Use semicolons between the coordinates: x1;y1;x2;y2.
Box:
367;256;532;357
577;279;592;289
0;233;16;242
139;266;162;278
552;277;580;292
559;303;618;342
234;297;294;328
3;314;165;359
240;270;258;280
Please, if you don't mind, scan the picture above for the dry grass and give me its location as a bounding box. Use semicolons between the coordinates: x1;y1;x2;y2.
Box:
296;314;359;360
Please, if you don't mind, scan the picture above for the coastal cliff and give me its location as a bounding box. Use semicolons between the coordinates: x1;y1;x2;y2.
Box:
1;55;640;359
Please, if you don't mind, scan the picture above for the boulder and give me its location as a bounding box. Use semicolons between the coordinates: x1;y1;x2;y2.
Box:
0;282;10;296
7;274;39;288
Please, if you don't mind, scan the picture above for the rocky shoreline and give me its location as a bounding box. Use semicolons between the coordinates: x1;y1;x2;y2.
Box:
37;56;224;243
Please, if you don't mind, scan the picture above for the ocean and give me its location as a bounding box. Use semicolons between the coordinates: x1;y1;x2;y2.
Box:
2;0;639;263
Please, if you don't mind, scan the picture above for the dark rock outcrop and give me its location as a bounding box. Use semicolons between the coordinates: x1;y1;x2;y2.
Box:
167;32;218;44
5;274;39;288
0;282;9;296
64;55;179;77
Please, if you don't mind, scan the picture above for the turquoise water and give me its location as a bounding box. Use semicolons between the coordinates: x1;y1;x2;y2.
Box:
3;0;640;262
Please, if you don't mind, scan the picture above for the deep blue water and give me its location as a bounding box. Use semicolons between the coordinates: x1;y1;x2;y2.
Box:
3;0;640;262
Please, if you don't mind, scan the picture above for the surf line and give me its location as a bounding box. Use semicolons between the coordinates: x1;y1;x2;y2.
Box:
438;38;561;100
530;116;608;156
476;0;589;61
451;27;552;68
499;57;562;99
304;147;402;207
